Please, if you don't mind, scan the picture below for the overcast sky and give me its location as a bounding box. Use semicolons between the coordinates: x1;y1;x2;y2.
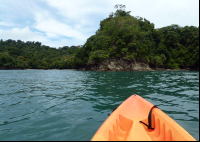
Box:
0;0;199;48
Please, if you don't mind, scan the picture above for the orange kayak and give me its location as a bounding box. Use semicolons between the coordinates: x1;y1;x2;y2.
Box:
91;95;196;141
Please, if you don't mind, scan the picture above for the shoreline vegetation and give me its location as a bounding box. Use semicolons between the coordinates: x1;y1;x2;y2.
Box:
0;67;198;71
0;5;199;71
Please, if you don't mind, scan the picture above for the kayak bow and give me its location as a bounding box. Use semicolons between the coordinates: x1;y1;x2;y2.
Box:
91;95;196;141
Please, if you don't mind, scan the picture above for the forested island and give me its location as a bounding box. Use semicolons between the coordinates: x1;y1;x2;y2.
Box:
0;5;199;71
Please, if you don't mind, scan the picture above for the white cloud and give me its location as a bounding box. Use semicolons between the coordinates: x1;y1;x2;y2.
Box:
44;0;112;20
46;32;59;38
0;0;38;21
0;26;85;48
0;27;41;40
46;38;84;48
109;0;199;28
0;22;10;26
0;17;14;27
0;0;199;48
0;26;46;45
34;11;87;40
43;0;199;29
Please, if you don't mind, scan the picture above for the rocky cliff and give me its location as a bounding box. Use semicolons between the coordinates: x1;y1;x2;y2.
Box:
82;59;153;71
78;58;194;71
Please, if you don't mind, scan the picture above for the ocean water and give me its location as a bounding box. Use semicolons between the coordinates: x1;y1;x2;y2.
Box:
0;70;199;140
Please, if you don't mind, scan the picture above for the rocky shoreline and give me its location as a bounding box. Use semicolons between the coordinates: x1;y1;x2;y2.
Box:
0;59;198;71
0;68;197;71
78;58;198;72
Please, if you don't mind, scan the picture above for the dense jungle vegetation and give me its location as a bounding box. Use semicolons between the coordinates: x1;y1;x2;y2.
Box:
0;40;79;69
0;5;199;70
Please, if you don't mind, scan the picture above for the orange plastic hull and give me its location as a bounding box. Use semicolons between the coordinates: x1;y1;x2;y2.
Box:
91;95;196;141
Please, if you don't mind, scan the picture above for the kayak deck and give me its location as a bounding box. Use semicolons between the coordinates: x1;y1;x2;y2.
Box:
91;95;196;141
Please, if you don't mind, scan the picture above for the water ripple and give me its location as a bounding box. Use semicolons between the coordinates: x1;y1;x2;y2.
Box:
0;70;199;140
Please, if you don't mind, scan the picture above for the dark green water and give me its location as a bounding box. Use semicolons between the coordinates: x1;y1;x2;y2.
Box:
0;70;199;141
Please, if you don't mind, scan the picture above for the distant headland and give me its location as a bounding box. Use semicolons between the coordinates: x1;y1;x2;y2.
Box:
0;5;199;71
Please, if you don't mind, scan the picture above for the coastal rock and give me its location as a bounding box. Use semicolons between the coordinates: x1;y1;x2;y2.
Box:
88;58;153;71
108;62;116;71
131;62;152;71
79;59;196;72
